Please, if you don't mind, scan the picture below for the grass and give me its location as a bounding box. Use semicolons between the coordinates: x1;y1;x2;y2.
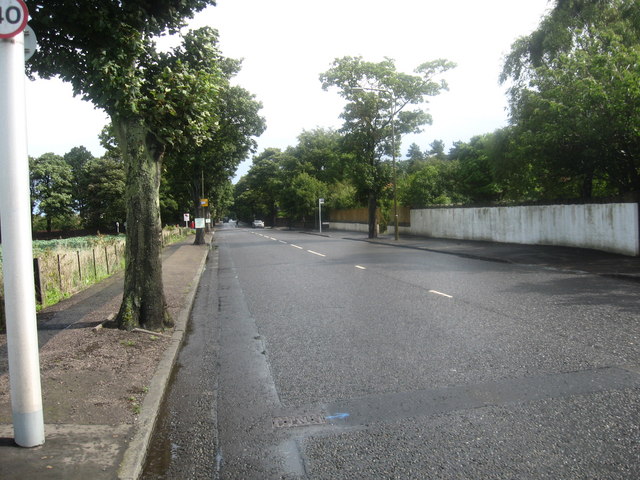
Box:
0;228;193;333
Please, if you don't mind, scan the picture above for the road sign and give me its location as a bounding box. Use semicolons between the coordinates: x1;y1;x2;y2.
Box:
23;25;36;61
200;198;209;207
183;213;190;222
0;0;28;39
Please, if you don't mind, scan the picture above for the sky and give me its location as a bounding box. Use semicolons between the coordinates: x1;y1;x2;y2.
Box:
25;0;551;180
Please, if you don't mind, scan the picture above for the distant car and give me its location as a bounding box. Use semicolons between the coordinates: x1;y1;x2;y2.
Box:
252;219;264;228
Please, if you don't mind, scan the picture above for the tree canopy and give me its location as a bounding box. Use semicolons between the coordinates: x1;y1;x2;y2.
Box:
319;56;455;237
502;0;640;198
28;2;227;331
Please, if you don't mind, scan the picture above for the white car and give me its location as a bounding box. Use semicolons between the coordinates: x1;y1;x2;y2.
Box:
252;219;264;228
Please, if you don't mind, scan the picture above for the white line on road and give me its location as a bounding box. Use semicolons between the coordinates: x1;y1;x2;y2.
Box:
279;240;287;244
429;290;453;298
307;250;326;257
291;245;303;250
355;265;367;270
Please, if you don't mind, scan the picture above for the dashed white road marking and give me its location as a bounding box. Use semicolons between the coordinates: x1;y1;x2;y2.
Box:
307;250;326;257
355;265;367;270
291;244;303;250
428;289;453;298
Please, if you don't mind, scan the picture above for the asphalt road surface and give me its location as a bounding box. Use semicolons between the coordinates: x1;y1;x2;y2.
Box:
144;225;640;479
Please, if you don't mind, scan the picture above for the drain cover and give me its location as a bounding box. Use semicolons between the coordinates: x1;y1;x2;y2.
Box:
272;414;327;428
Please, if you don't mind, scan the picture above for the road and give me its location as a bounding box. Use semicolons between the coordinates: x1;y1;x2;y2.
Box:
144;225;640;479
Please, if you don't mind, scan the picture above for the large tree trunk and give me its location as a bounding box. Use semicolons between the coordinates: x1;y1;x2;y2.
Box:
114;117;171;331
368;192;377;239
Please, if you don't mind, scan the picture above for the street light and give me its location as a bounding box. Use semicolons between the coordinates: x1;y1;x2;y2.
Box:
353;86;399;240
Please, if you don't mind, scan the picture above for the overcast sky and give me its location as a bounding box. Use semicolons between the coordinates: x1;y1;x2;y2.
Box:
25;0;551;179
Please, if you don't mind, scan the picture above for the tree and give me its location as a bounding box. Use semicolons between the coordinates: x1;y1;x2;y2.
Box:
502;0;639;80
279;172;327;227
163;55;265;245
320;56;455;238
428;140;446;161
502;0;640;198
236;149;286;224
64;146;96;216
78;156;126;231
30;153;74;232
29;3;220;330
449;135;504;203
64;146;94;179
399;160;457;207
405;143;425;174
287;128;348;184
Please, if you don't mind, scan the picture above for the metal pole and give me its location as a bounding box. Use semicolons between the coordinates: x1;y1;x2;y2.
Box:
319;198;322;234
391;97;399;241
0;32;45;447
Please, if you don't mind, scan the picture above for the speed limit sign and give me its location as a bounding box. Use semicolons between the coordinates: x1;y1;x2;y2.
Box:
0;0;28;39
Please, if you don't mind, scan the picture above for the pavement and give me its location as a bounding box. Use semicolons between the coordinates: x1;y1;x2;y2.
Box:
0;227;638;479
0;233;213;480
306;228;640;283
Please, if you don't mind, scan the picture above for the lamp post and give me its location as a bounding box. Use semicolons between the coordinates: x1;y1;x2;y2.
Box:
390;95;399;241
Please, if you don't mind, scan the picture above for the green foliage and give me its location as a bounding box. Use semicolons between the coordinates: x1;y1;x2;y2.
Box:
503;0;640;198
29;2;221;330
280;172;328;223
31;235;123;257
235;149;286;223
78;156;126;230
320;56;455;236
327;180;359;210
64;146;94;178
161;44;265;226
399;160;459;207
30;153;75;231
287;128;348;183
449;135;504;203
29;1;216;117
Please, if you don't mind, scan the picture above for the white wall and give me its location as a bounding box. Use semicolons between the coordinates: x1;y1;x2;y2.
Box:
410;203;639;256
330;222;376;234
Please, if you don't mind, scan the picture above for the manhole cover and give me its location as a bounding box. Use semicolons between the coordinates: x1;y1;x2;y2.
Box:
272;414;326;428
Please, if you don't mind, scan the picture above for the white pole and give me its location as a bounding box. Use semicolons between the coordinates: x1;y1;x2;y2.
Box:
0;32;45;448
319;198;322;234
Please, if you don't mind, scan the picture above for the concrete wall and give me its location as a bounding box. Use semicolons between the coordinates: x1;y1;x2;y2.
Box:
330;222;376;234
410;203;639;256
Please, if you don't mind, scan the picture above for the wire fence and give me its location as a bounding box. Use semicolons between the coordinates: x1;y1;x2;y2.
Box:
0;226;191;331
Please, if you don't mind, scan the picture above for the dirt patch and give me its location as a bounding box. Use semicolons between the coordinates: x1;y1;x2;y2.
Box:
0;311;172;426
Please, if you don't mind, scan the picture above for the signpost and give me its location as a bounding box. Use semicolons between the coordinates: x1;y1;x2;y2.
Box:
319;198;324;233
0;0;45;448
0;0;28;39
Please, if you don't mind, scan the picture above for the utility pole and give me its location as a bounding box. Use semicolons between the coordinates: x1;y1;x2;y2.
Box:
0;0;45;448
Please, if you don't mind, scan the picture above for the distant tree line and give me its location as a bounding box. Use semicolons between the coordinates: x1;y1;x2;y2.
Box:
234;0;639;229
29;141;125;233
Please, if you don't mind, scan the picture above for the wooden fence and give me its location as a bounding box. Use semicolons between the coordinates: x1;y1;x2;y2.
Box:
1;228;191;330
328;206;411;230
31;240;126;305
0;239;126;323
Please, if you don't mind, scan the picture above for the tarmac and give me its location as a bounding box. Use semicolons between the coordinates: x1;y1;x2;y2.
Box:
0;227;638;480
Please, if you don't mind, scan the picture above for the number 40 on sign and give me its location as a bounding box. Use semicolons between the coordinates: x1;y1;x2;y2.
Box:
0;0;28;39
